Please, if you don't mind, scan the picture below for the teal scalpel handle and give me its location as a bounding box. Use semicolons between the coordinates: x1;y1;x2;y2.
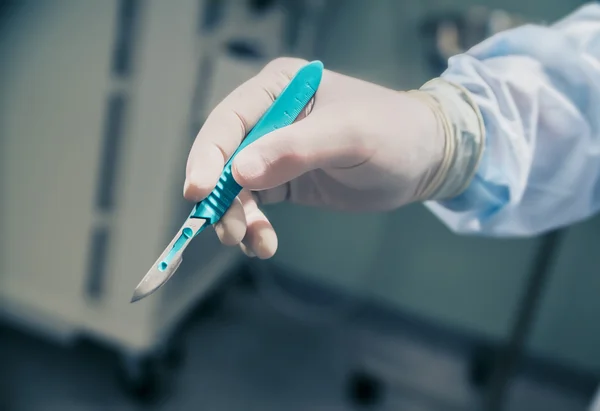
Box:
190;60;324;226
134;61;324;299
152;61;324;275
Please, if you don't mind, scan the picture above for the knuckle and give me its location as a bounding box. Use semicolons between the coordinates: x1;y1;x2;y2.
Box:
338;113;376;163
258;58;309;104
229;109;249;137
278;149;305;170
263;57;308;78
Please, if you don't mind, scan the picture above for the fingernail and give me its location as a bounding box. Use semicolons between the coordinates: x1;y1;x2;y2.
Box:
183;171;206;201
256;229;277;259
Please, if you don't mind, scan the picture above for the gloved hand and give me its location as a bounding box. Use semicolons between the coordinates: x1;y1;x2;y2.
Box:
184;57;483;259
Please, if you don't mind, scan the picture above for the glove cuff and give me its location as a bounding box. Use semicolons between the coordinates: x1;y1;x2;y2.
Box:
409;78;485;201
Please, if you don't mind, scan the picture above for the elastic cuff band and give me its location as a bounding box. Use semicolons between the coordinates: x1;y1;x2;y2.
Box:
416;78;486;200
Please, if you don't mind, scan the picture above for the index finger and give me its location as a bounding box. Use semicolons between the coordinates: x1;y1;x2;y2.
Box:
184;57;308;202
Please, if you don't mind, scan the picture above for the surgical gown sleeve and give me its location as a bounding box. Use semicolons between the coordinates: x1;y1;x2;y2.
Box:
425;3;600;237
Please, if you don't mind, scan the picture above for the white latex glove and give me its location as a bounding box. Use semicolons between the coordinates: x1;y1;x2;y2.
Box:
184;58;483;258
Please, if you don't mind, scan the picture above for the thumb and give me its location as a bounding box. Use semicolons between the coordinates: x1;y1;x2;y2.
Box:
231;109;366;190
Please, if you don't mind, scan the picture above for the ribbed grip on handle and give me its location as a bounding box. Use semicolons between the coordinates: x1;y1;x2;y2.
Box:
191;164;242;224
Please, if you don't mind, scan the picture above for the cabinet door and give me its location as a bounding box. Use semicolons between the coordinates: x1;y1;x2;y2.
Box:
87;0;202;346
0;0;117;323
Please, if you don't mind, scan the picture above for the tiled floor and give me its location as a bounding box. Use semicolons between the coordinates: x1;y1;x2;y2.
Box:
0;277;591;411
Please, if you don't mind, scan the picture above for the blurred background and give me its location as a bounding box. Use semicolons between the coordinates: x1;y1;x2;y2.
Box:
0;0;598;410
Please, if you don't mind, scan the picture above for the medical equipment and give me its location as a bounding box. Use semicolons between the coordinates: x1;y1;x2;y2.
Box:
419;7;527;76
0;0;332;401
132;60;324;302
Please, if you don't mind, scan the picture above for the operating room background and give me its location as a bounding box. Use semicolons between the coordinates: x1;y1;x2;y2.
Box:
273;0;600;372
1;0;598;410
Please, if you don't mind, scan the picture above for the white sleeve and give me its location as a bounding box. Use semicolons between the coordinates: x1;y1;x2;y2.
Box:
426;3;600;237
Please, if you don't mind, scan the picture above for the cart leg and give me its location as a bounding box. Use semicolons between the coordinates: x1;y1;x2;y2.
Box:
467;345;496;389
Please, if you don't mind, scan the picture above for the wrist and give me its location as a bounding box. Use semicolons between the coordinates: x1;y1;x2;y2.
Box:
411;78;486;201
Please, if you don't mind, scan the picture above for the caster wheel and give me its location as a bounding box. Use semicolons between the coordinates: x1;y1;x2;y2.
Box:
346;370;385;408
468;345;496;389
116;354;172;403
